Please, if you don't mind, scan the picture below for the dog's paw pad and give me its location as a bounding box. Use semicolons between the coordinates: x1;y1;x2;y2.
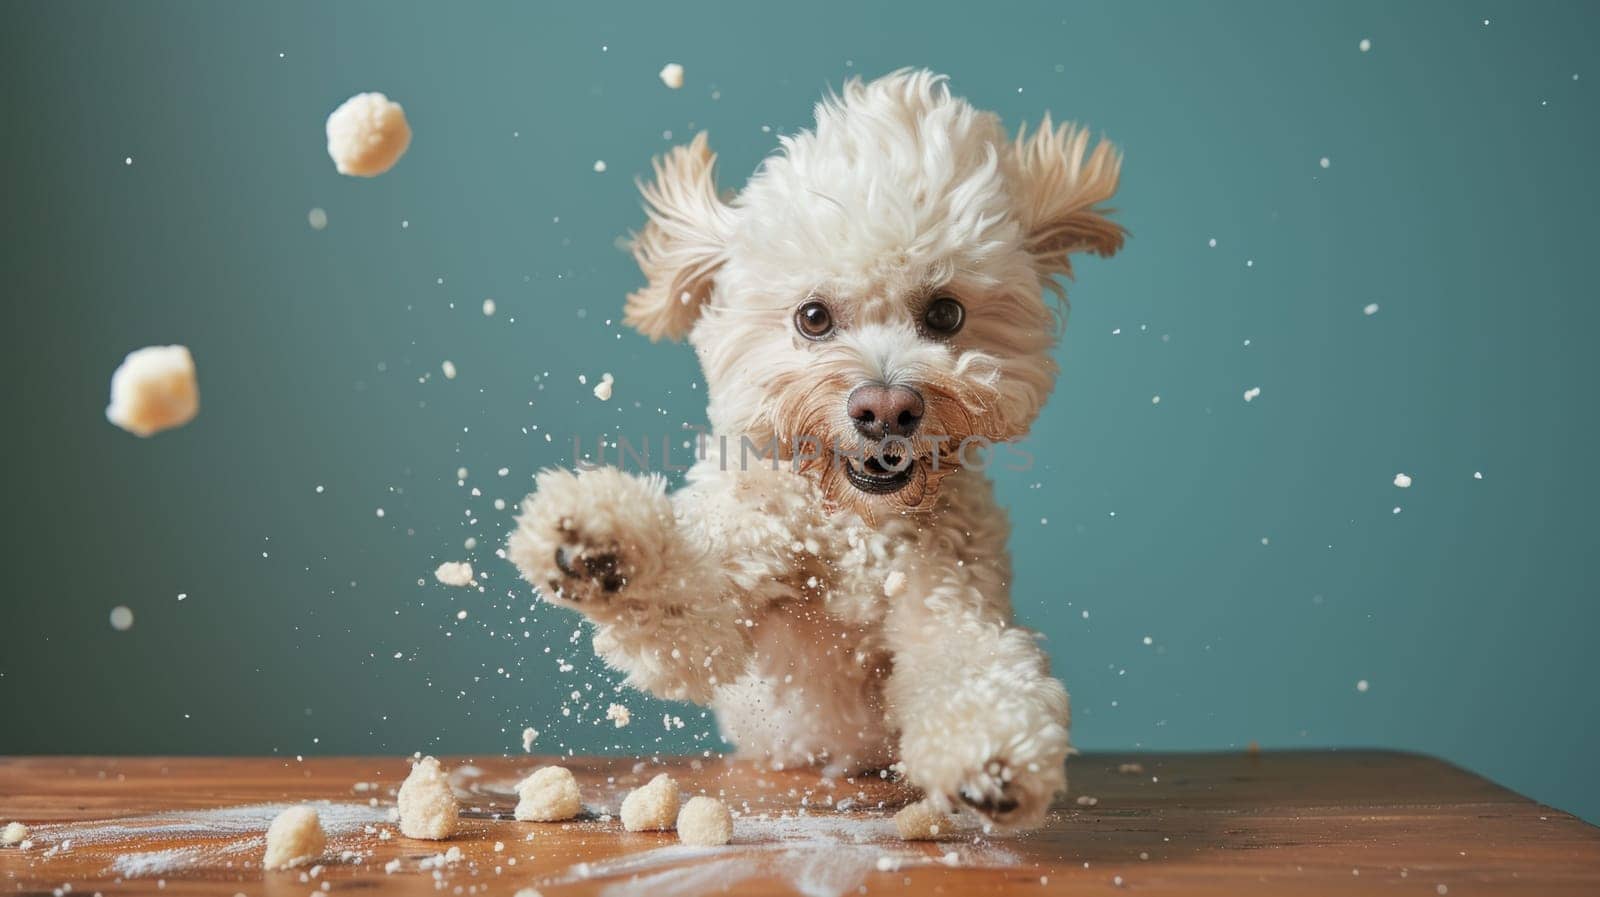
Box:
554;546;627;594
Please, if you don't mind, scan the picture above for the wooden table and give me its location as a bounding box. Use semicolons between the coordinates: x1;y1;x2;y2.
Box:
2;751;1597;896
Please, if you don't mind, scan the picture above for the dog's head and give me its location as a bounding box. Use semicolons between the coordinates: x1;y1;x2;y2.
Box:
624;69;1123;515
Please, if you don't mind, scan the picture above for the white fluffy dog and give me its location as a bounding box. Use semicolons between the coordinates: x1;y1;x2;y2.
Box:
509;69;1122;828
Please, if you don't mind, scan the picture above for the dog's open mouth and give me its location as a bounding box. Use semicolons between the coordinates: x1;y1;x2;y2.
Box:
844;452;916;494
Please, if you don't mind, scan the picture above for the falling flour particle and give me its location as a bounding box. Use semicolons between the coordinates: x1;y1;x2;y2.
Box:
1075;795;1099;807
434;561;474;587
106;345;200;437
606;703;631;727
325;92;412;177
676;796;732;846
482;298;497;316
882;570;907;598
1;822;28;846
1359;38;1372;52
621;773;679;832
110;606;135;631
262;805;325;870
1357;679;1370;692
514;767;582;822
659;63;685;89
521;727;539;752
1319;157;1331;169
593;372;615;401
1473;471;1483;480
593;160;607;173
397;756;458;840
1364;302;1381;316
1393;473;1413;488
1243;386;1262;403
441;360;457;380
893;800;948;841
1117;763;1145;774
307;208;328;230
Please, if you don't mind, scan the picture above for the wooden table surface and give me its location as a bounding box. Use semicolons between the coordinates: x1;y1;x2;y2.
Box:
2;751;1597;896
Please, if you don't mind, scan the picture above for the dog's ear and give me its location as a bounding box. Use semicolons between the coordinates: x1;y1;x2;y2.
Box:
1007;115;1125;284
624;132;733;342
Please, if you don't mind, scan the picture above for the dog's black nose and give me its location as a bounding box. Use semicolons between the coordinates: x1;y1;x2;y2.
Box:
848;383;925;438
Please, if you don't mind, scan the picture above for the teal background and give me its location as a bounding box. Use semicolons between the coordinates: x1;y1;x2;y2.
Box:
2;1;1596;822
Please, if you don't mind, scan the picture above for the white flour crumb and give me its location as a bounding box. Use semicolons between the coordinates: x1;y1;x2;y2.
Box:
308;208;328;230
1393;473;1413;488
482;298;497;316
621;773;678;832
441;360;458;380
106;345;200;437
434;561;474;587
325;92;411;177
1117;763;1145;774
1364;302;1381;315
882;570;906;598
397;756;458;840
606;703;631;727
676;796;731;846
384;858;401;874
892;800;947;841
593;160;607;173
1243;386;1262;402
262;805;324;870
1357;679;1370;692
514;766;582;822
521;727;539;752
1075;795;1099;806
659;63;685;89
593;372;615;401
1;822;27;845
110;606;135;631
1359;38;1372;52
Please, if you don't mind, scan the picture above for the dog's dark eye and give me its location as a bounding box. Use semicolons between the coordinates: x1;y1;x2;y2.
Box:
795;300;835;340
924;296;965;335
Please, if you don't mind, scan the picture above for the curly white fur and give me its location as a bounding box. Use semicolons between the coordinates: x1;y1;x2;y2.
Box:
508;69;1122;829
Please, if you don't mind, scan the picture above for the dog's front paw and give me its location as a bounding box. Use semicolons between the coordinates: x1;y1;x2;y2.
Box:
548;520;630;600
898;653;1072;829
953;742;1067;828
507;467;673;609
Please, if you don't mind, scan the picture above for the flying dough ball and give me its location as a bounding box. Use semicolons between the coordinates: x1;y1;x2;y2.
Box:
676;796;732;846
105;345;199;437
514;766;582;822
262;805;325;870
893;800;949;841
326;92;412;177
620;773;678;832
397;755;458;839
